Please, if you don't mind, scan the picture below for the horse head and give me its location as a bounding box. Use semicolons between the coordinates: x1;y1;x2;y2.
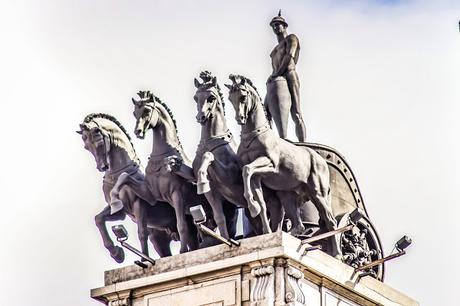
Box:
226;74;259;125
78;122;111;172
193;71;225;124
132;91;159;139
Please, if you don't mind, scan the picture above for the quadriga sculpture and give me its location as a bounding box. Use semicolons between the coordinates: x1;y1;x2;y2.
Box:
113;92;237;252
225;75;341;257
78;113;178;262
166;71;282;237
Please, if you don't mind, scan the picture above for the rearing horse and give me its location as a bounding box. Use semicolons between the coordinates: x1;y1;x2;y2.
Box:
166;72;279;237
114;92;234;252
226;75;341;257
78;113;178;262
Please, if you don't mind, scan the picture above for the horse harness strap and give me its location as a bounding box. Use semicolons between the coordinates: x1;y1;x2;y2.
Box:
103;162;140;187
240;122;271;148
147;146;182;174
196;130;233;155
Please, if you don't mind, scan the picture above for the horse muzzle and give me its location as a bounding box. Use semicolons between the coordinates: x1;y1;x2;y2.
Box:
196;112;210;124
134;128;145;139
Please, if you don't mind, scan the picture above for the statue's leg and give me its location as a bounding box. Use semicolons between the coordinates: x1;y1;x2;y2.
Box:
94;206;126;263
148;228;172;257
242;156;274;217
197;152;215;194
286;71;307;142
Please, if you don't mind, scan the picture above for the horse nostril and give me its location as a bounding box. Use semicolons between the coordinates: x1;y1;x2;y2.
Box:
135;129;142;135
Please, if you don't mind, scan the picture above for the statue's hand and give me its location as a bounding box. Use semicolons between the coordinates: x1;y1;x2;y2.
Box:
164;155;182;173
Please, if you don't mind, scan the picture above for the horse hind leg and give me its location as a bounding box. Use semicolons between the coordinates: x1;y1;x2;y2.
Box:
276;190;304;235
307;177;341;258
148;228;172;257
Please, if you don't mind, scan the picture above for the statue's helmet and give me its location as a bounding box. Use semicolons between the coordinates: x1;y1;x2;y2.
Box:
270;10;288;28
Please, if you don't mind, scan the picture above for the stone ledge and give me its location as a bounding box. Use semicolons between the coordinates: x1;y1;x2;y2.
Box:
91;231;418;306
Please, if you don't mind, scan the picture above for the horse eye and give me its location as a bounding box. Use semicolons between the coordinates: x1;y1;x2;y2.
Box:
240;95;247;103
207;96;216;103
193;96;198;102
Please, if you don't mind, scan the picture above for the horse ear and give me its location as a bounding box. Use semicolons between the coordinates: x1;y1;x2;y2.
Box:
224;84;232;90
194;78;201;88
211;77;217;87
132;98;138;105
76;130;82;135
240;77;246;86
149;93;155;102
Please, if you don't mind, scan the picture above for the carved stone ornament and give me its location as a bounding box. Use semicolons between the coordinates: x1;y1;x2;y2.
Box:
108;297;130;306
285;266;305;305
250;265;275;305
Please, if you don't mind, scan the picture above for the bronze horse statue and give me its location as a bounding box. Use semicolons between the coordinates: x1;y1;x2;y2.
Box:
226;75;341;257
166;71;281;237
112;92;237;252
78;113;179;262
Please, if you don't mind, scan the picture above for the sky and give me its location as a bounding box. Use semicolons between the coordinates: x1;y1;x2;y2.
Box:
0;1;459;305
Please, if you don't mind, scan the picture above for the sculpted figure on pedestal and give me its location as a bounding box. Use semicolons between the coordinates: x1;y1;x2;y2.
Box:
78;113;178;262
265;10;307;142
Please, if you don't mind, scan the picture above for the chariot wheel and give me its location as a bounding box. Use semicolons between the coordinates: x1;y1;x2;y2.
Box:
337;212;385;281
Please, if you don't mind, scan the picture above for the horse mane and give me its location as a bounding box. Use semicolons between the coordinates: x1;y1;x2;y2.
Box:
152;96;183;147
198;71;226;114
229;74;271;121
83;113;139;161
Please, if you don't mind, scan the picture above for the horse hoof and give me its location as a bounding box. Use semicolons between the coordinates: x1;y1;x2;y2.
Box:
290;225;306;237
197;182;210;194
248;203;261;218
111;246;125;263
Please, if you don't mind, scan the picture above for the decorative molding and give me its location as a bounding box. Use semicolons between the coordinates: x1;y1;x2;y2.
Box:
285;266;305;305
250;265;275;305
108;297;130;306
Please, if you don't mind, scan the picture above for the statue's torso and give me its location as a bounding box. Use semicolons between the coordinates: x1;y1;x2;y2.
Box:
270;34;300;73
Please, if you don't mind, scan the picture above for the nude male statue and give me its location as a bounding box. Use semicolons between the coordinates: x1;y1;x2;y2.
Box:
265;11;307;142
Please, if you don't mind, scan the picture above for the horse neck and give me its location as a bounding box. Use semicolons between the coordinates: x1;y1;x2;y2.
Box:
241;94;269;134
201;105;229;140
150;109;184;157
108;146;137;172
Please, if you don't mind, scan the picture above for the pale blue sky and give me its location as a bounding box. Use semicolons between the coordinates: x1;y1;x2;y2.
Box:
0;1;459;305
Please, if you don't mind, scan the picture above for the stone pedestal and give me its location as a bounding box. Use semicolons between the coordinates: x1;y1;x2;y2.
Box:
91;232;418;306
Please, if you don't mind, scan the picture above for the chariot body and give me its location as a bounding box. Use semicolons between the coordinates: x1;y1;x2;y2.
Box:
292;142;385;280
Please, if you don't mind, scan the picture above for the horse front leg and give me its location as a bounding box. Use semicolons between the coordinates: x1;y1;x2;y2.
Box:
94;206;126;263
242;156;275;217
132;198;149;259
251;176;272;234
197;152;215;194
204;191;229;239
171;192;197;253
110;173;156;210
